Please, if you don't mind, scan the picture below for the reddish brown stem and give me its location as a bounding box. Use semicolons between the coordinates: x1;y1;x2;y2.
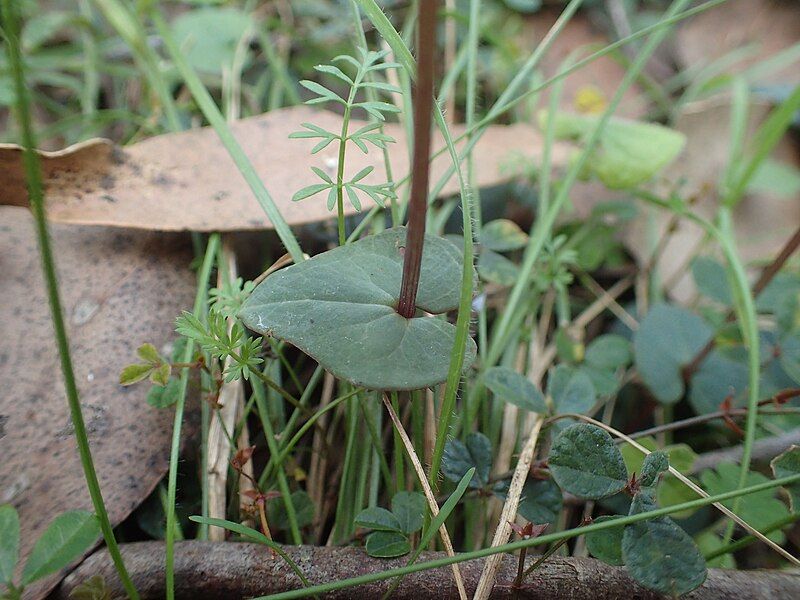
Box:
683;224;800;381
396;0;437;319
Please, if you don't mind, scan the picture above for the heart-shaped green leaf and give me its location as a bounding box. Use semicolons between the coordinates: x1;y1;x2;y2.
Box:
391;491;426;535
365;531;410;558
239;227;477;390
548;423;628;499
354;507;403;533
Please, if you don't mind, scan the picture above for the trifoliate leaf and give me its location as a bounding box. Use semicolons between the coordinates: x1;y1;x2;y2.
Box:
547;365;596;415
354;507;403;533
364;531;410;558
442;432;493;489
622;493;707;596
548;424;628;499
391;492;426;535
634;304;712;404
585;515;624;566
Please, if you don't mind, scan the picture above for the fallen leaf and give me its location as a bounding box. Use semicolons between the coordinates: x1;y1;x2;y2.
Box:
0;207;196;599
0;106;573;232
675;0;800;87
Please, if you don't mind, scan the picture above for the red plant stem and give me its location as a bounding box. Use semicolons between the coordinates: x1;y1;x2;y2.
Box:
397;0;437;318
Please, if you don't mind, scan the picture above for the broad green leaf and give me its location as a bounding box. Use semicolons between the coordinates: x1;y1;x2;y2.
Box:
584;335;631;371
701;463;790;543
585;516;624;566
539;111;686;190
493;477;562;525
692;256;732;305
579;364;619;397
634;304;712;404
688;350;749;415
547;365;596;415
622;493;707;596
771;446;800;512
119;363;153;386
22;511;100;585
239;228;477;390
267;491;315;529
172;8;250;75
442;432;493;489
479;219;529;252
354;507;402;533
391;492;426;535
0;505;19;585
548;424;628;499
364;531;410;558
484;366;547;413
146;377;182;409
639;451;669;488
477;248;519;286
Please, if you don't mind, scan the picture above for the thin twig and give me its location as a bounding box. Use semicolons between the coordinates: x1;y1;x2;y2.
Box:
474;418;545;600
382;395;468;600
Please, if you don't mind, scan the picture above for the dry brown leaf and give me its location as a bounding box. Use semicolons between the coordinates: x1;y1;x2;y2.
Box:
0;207;196;599
676;0;800;86
0;106;574;232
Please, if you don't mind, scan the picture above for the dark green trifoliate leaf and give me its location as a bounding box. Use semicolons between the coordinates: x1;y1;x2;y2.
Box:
547;365;596;415
479;219;529;252
493;478;562;525
267;491;315;529
442;432;493;489
477;248;519;286
391;492;426;535
364;531;410;558
354;507;402;533
634;304;712;404
22;511;100;585
539;111;686;190
239;228;477;390
584;335;631;371
771;446;800;512
692;257;732;305
548;424;628;499
484;366;547;413
0;504;19;585
701;463;790;543
639;451;669;488
585;515;624;566
622;493;707;596
172;8;250;75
